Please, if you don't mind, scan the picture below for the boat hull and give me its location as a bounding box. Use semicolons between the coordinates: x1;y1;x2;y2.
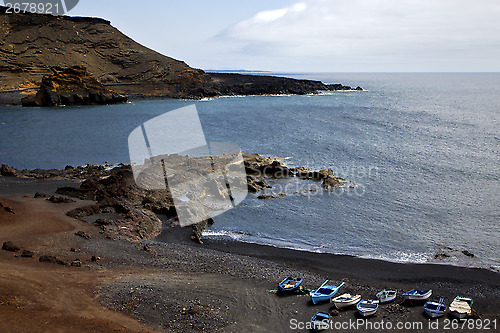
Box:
450;311;467;319
424;298;447;319
449;296;472;319
311;312;330;331
333;294;362;309
278;277;302;293
424;310;445;318
356;300;379;317
334;300;359;309
311;295;330;305
376;291;397;304
310;281;344;304
357;309;377;317
403;289;432;301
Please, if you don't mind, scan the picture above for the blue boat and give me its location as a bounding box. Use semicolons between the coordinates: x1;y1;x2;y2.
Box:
278;276;303;293
424;298;447;318
310;280;345;304
310;311;330;331
402;289;432;301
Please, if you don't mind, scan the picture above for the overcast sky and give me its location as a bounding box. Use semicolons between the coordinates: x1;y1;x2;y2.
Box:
69;0;500;72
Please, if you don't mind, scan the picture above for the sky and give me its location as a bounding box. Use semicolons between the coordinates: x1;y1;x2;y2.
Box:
66;0;500;72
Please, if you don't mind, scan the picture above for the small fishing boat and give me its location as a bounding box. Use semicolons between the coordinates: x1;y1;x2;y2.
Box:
310;280;345;304
356;299;379;317
449;296;473;319
332;293;362;309
402;289;432;301
278;276;303;293
376;289;397;303
310;311;330;331
424;298;447;318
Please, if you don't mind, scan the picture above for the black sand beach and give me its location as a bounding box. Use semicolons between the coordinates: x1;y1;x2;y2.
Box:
1;176;498;332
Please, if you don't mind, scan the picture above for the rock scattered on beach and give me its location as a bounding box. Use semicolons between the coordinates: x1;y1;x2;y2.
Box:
47;195;75;204
74;231;92;240
433;246;477;262
39;255;67;265
0;202;15;214
21;250;34;258
2;241;20;252
143;244;158;256
462;250;475;257
70;259;82;267
34;192;49;198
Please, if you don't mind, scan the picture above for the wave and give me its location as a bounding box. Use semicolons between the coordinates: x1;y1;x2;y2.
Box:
202;229;497;271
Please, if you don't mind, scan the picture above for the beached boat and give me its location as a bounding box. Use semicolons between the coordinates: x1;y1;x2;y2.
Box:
402;289;432;301
356;299;379;317
332;293;362;309
424;297;447;318
310;280;345;304
449;296;473;319
376;289;397;303
310;311;330;331
278;276;303;293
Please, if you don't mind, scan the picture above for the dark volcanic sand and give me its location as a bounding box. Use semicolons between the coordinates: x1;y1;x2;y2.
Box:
0;176;499;332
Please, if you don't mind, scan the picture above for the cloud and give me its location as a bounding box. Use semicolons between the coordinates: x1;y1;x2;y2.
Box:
219;0;500;71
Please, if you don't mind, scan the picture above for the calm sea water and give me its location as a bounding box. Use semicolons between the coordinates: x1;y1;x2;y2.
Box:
1;73;498;269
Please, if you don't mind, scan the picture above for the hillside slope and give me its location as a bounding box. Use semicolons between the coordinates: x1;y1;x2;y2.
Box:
0;6;217;98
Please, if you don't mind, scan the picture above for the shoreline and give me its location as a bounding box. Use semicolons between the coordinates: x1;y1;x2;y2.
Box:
0;179;499;332
201;232;498;272
0;162;495;272
0;85;364;106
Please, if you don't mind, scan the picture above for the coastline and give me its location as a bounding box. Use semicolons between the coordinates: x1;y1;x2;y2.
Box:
1;176;499;332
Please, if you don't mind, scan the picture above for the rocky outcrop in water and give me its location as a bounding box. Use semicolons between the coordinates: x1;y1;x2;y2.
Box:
21;66;127;106
2;152;348;242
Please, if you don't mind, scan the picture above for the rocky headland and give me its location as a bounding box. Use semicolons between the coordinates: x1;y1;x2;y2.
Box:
0;6;362;105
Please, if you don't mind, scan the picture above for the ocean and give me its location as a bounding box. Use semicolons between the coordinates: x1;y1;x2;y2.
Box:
1;73;498;269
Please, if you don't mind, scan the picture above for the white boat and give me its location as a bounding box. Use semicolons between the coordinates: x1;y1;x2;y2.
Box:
449;296;473;319
332;293;362;309
356;299;379;317
376;289;397;303
402;289;432;301
424;298;447;318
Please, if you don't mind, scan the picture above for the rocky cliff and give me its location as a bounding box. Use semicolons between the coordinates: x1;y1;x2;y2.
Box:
0;6;218;98
21;66;127;106
0;6;361;102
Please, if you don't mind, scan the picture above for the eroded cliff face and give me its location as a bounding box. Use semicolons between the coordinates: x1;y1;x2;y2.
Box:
21;66;127;106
